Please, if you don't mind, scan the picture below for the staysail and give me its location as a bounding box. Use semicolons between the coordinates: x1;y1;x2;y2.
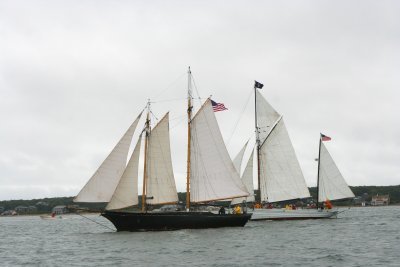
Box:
256;91;310;203
74;113;142;203
231;150;255;205
318;142;355;202
106;135;142;210
146;113;178;205
190;99;249;202
232;140;249;175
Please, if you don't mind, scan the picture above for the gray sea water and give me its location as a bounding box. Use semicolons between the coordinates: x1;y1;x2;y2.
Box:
1;206;399;267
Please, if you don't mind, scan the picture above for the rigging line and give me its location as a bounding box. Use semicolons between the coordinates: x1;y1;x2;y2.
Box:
190;73;203;107
170;117;186;130
151;72;187;100
227;89;253;146
170;114;186;121
74;212;115;232
151;98;187;104
150;111;159;122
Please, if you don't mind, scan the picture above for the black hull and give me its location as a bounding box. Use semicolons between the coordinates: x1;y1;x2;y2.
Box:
102;211;252;232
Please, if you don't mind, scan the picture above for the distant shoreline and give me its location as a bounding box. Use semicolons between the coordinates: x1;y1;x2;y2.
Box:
1;206;399;218
1;185;399;215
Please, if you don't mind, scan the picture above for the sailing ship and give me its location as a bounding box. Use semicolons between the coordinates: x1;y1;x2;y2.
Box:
315;133;355;209
233;83;354;220
73;68;252;231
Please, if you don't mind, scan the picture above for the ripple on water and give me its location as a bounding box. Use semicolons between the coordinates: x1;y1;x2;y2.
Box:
0;207;399;266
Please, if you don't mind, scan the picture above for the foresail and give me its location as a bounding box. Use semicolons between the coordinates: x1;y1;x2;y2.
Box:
256;90;281;144
146;113;178;205
106;135;142;210
190;99;249;203
74;113;142;203
318;142;355;202
232;140;249;175
259;118;310;202
231;150;255;205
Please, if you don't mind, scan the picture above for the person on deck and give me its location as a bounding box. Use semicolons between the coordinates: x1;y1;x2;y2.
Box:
218;206;226;215
233;205;242;214
324;200;333;209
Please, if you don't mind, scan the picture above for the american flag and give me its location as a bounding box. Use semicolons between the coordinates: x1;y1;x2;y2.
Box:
211;99;228;112
321;133;331;141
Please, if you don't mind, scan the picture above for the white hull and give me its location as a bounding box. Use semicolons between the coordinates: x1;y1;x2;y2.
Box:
250;208;338;221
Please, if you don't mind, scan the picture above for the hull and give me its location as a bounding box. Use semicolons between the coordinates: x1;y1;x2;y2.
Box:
250;209;338;221
102;211;252;231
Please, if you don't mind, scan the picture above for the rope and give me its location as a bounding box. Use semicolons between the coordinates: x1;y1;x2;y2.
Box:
151;72;186;100
190;73;203;106
151;97;187;104
226;89;253;146
75;212;115;232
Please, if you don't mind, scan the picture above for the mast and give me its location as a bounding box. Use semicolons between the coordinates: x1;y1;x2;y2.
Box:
316;134;322;210
254;84;261;204
186;67;192;211
141;100;151;212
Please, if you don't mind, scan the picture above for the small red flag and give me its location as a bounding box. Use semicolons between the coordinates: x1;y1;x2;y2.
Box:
321;134;331;141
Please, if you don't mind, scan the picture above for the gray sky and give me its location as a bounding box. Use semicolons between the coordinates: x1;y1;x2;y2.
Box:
1;0;399;200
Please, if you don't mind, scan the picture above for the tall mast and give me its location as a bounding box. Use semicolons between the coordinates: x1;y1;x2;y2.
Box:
141;100;151;212
186;67;193;211
254;85;261;204
316;134;322;210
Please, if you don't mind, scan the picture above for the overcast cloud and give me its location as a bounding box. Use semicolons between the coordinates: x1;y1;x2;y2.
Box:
1;0;399;200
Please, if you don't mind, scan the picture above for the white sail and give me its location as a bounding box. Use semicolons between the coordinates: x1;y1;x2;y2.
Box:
106;135;142;210
256;90;280;143
232;140;249;174
190;99;249;203
318;142;355;202
146;113;178;205
231;150;255;205
259;118;311;202
74;113;142;203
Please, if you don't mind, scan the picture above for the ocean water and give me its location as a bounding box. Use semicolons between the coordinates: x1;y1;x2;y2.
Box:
1;206;399;266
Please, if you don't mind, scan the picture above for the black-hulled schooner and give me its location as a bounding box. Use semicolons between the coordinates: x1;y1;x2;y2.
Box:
73;68;251;231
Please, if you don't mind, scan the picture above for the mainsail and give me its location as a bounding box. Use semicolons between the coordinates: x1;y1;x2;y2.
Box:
231;150;255;205
256;90;280;143
74;113;142;203
146;113;178;205
318;142;355;202
257;92;310;203
106;135;142;210
190;99;249;202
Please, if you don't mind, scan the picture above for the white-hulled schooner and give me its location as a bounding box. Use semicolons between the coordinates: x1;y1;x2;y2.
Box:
73;68;252;231
233;83;354;220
